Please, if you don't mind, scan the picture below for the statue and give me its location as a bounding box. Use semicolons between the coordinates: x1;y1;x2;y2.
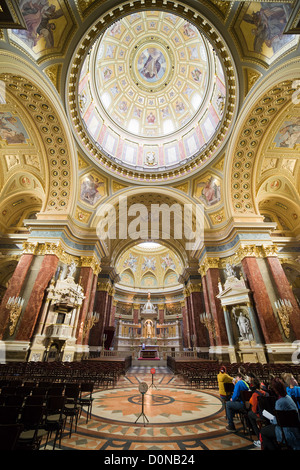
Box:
67;261;76;279
225;263;235;278
233;308;253;341
145;319;153;338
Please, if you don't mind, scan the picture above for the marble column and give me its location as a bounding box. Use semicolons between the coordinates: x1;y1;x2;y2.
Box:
76;266;94;345
158;304;164;324
133;304;140;324
0;253;34;340
266;256;300;338
110;300;117;328
189;286;208;347
89;283;109;347
16;254;59;341
241;256;282;343
181;300;189;348
184;290;195;344
201;275;215;346
205;268;228;346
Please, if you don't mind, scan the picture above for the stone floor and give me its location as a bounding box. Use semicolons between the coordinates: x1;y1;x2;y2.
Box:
42;366;258;451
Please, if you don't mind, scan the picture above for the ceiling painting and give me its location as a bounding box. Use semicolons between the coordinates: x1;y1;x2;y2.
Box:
232;2;298;66
193;174;222;208
70;6;237;182
116;242;183;291
79;171;107;207
9;0;74;61
0;111;29;145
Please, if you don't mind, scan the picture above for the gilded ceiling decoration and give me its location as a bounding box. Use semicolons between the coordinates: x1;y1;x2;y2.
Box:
231;2;299;67
8;0;75;63
116;242;183;291
0;74;73;213
230;79;298;215
69;3;237;183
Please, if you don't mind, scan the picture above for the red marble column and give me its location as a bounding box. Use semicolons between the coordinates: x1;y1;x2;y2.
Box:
105;293;113;328
89;288;109;347
110;301;117;327
242;256;282;343
201;275;215;346
16;254;59;341
158;306;164;324
0;253;34;339
76;266;94;345
205;268;228;346
266;256;300;337
190;290;209;347
133;305;139;324
181;301;189;348
185;293;195;341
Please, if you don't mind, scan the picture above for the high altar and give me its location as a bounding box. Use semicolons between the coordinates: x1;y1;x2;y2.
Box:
114;293;182;361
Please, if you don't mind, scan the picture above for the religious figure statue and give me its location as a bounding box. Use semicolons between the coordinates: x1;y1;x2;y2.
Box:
233;308;252;341
225;263;235;278
67;261;76;279
144;319;153;338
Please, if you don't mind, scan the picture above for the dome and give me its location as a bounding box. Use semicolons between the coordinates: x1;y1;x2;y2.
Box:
74;10;235;180
115;242;183;292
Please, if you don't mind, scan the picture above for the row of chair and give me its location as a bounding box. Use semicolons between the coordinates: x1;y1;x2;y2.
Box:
0;381;95;449
0;360;124;386
224;383;300;449
176;361;300;390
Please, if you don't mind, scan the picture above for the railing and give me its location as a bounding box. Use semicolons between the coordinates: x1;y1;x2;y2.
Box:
45;324;73;338
101;350;133;358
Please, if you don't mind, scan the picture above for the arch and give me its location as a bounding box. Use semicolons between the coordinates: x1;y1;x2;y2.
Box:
92;185;208;267
67;0;239;184
0;51;77;216
224;58;300;219
163;269;179;287
119;268;135;287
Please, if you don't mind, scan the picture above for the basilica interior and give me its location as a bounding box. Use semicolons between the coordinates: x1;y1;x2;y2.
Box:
0;0;300;452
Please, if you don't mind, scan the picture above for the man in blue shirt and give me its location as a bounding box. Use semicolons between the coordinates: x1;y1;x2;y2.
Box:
225;373;250;431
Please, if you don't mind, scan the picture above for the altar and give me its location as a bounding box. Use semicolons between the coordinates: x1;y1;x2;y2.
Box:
113;293;182;361
139;345;158;359
140;349;158;359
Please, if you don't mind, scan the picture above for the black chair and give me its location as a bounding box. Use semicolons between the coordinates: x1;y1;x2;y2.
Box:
0;386;17;397
239;390;254;438
17;405;48;450
0;424;24;450
275;409;300;449
222;382;234;418
224;382;234;397
63;386;80;437
5;395;24;409
79;382;94;423
25;395;46;406
0;406;20;424
44;395;66;450
49;384;65;396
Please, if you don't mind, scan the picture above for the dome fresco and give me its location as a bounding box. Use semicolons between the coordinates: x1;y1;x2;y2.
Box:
116;242;183;291
78;11;228;173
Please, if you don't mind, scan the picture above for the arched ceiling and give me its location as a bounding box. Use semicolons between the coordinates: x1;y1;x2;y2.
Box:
0;0;299;263
68;2;238;183
116;242;183;292
77;11;228;174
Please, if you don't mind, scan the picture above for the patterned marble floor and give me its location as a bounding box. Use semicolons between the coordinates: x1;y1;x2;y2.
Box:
42;366;257;451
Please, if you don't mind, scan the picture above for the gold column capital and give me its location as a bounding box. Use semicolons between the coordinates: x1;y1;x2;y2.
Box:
198;256;220;276
80;255;101;275
260;244;278;258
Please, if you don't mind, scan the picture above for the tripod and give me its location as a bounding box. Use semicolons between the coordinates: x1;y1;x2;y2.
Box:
148;372;157;389
135;392;149;425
